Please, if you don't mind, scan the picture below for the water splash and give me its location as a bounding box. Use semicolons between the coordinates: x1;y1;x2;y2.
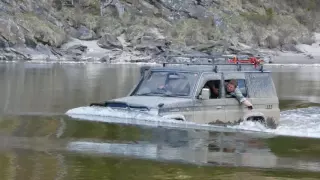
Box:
65;106;266;134
66;106;320;139
231;107;320;138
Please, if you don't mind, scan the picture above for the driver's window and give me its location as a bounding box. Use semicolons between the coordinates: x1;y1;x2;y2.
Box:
224;79;248;98
199;80;221;99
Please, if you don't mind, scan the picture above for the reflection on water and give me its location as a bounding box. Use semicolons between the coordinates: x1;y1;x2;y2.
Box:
1;63;320;179
0;115;320;179
0;63;141;114
272;66;320;105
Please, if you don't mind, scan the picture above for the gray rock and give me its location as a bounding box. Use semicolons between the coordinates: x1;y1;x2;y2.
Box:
157;0;197;19
66;44;88;55
190;41;226;53
24;36;37;48
299;36;315;45
227;46;244;54
306;54;314;59
134;33;170;56
281;44;301;52
77;25;97;40
101;0;125;18
35;44;56;57
0;36;9;48
0;48;32;61
265;35;279;49
99;55;111;63
65;26;80;39
187;6;213;19
132;0;160;16
97;33;123;49
52;0;63;10
0;17;25;46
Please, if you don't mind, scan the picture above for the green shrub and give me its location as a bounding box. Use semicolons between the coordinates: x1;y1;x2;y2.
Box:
241;8;274;26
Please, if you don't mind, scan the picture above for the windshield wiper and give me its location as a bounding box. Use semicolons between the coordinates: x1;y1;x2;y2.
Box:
160;94;176;97
135;92;155;96
135;92;166;96
136;92;187;97
161;93;188;97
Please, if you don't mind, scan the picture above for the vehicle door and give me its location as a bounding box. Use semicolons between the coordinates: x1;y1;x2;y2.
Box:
193;72;226;124
222;72;248;122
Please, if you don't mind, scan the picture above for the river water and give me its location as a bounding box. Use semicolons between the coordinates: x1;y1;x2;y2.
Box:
0;62;320;179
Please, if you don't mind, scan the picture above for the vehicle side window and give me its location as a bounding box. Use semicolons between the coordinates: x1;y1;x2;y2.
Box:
199;80;221;99
245;73;277;98
224;79;248;97
236;79;247;97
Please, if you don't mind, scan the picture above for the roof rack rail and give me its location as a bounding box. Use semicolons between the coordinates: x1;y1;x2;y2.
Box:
162;54;265;72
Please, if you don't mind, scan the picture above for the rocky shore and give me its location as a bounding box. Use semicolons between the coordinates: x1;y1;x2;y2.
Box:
1;0;320;64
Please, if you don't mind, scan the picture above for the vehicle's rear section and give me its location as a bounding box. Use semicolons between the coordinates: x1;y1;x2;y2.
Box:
245;72;280;129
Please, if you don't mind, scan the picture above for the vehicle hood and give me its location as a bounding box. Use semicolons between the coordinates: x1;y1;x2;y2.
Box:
111;96;193;109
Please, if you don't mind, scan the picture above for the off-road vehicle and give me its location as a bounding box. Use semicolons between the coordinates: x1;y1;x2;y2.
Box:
88;54;280;129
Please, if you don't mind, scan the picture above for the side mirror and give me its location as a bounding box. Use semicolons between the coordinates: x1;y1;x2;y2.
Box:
199;88;210;100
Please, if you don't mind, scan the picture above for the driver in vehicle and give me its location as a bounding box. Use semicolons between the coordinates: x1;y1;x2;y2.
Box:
226;79;253;110
203;81;219;99
158;79;190;95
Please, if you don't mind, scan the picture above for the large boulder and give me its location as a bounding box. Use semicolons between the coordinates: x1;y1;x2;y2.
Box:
265;35;279;49
131;27;171;54
0;36;9;49
0;17;25;47
77;25;97;40
97;33;123;49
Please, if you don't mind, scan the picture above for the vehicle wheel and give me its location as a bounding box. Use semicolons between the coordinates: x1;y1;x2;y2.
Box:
173;118;184;121
246;116;265;124
162;114;186;121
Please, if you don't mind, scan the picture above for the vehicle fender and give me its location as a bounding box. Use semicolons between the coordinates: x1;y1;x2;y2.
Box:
243;111;266;121
162;114;186;121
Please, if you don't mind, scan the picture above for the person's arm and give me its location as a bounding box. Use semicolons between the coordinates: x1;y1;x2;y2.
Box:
234;88;253;109
243;99;253;109
212;86;219;96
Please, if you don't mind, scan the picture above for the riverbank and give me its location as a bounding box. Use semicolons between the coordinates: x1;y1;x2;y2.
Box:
2;33;320;65
2;0;320;65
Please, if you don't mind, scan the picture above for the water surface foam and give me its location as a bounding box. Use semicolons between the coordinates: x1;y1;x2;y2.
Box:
66;106;320;139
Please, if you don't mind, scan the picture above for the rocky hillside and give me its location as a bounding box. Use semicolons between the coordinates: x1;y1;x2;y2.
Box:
0;0;319;62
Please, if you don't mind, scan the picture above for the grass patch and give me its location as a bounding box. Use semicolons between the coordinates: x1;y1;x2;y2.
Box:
83;0;101;15
15;12;66;47
280;100;320;111
168;18;221;47
267;136;320;158
96;16;125;37
0;116;21;134
241;8;275;26
64;154;320;180
60;6;100;30
97;12;173;43
93;11;222;47
282;0;318;11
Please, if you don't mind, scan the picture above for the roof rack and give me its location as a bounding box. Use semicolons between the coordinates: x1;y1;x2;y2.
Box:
162;54;265;73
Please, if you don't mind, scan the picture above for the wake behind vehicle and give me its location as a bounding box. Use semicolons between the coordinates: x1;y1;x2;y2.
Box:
66;54;280;129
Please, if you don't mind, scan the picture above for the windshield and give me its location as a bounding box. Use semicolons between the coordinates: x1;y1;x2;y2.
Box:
132;71;199;97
